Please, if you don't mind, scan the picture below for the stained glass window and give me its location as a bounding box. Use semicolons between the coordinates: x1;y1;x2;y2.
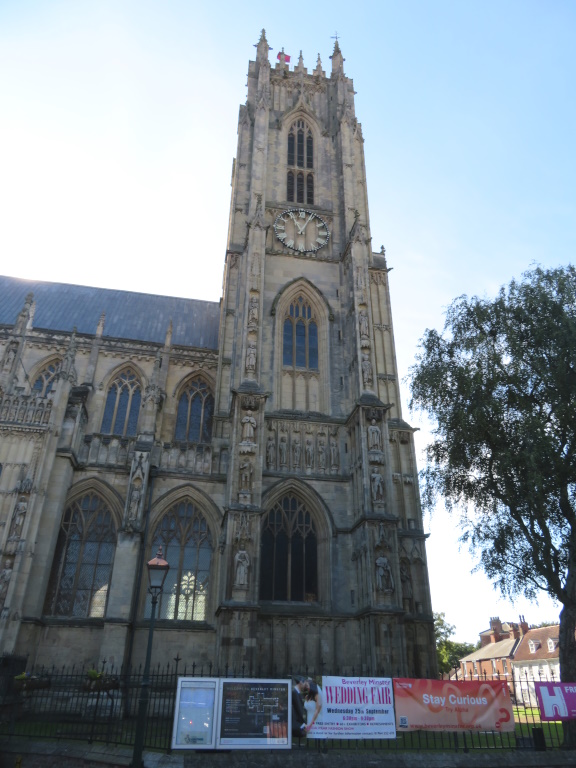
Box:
44;492;116;618
175;379;214;443
32;362;60;397
282;296;318;371
146;500;213;621
260;494;317;602
101;369;141;436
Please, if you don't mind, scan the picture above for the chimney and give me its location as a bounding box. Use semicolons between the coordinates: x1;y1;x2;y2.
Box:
490;616;502;642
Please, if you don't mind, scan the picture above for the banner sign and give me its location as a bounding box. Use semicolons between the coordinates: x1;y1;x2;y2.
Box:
535;682;576;721
217;679;291;749
393;678;514;732
305;676;395;739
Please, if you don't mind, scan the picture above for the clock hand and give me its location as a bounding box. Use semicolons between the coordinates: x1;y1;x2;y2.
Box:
298;213;314;235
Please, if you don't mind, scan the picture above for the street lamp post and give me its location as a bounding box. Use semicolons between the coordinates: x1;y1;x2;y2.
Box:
131;546;169;768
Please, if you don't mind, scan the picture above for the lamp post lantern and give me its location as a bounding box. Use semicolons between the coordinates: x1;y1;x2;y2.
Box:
131;546;169;767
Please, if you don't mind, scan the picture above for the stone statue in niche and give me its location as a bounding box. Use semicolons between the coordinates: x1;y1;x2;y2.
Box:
375;555;394;592
400;561;414;603
234;550;250;587
245;342;257;372
239;460;253;491
362;354;373;387
10;497;27;539
318;438;326;471
371;471;385;502
368;419;382;450
358;309;369;339
266;435;276;468
305;436;314;469
127;481;142;526
279;435;288;466
2;345;16;374
248;296;259;325
330;436;339;470
292;435;301;468
241;410;257;442
0;565;13;606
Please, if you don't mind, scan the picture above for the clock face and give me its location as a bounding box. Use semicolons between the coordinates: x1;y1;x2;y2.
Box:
273;209;330;254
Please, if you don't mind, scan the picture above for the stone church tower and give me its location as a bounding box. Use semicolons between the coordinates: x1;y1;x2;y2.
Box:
0;31;436;678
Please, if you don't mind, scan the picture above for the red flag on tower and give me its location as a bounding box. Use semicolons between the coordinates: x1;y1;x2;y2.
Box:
277;50;291;63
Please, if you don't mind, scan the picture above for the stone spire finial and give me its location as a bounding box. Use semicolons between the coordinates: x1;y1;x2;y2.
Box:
330;39;345;75
165;319;173;348
96;312;106;337
14;293;34;335
296;50;304;71
256;29;270;62
314;53;323;76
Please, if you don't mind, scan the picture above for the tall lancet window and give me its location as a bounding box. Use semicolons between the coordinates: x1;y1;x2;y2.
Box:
101;369;141;436
287;120;314;205
280;292;323;411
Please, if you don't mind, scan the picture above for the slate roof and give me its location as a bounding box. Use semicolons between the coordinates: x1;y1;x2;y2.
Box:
0;275;220;349
512;627;560;663
460;638;519;662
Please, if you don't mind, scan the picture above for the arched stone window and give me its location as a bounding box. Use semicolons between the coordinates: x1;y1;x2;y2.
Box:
32;361;60;396
44;491;116;618
260;493;317;602
101;368;141;436
175;379;214;443
277;285;329;411
146;499;213;621
287;120;314;205
283;296;319;370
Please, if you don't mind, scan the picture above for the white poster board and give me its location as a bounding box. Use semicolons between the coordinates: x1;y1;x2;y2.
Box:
171;678;218;749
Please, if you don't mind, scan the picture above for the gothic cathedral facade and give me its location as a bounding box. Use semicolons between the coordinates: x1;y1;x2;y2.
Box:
0;32;436;677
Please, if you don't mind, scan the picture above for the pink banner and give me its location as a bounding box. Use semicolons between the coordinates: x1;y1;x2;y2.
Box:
535;682;576;721
394;678;514;732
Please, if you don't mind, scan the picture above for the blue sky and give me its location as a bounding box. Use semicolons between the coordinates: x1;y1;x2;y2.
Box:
1;0;574;642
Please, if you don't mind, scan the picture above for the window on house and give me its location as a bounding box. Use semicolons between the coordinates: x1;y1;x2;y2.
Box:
492;659;497;674
146;500;213;621
175;379;214;443
44;492;116;618
547;638;556;652
32;362;60;397
101;369;141;436
502;659;508;674
473;662;478;676
283;296;318;370
286;120;314;205
260;493;317;602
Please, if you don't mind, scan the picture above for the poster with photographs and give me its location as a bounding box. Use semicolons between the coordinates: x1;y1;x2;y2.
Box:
217;679;291;749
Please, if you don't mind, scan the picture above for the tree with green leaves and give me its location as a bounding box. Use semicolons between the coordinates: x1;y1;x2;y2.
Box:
410;265;576;743
434;612;476;675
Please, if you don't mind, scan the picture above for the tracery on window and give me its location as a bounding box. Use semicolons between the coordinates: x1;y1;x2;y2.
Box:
287;120;314;205
259;493;317;602
32;362;60;397
101;368;141;436
175;378;214;443
146;499;213;621
44;491;116;618
283;296;318;370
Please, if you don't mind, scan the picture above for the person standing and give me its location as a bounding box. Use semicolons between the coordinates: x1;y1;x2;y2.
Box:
292;676;307;738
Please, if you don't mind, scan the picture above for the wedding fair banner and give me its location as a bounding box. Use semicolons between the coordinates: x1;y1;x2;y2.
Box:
535;682;576;721
306;676;395;739
394;678;514;732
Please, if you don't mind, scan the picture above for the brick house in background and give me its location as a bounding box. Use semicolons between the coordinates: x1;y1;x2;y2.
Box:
511;625;560;706
458;616;528;682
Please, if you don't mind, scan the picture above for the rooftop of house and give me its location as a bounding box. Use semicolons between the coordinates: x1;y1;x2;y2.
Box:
512;626;560;663
460;637;519;663
0;275;221;349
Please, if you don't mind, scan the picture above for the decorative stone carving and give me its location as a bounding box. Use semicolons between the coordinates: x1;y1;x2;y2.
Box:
305;435;314;471
292;434;301;469
266;434;276;469
400;561;414;610
358;309;369;339
330;435;339;472
123;451;149;531
375;555;394;592
317;436;326;472
234;549;250;587
279;435;288;467
241;410;257;443
235;512;252;543
245;342;257;373
371;471;385;502
239;460;253;491
248;296;259;326
368;419;381;450
361;354;373;388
